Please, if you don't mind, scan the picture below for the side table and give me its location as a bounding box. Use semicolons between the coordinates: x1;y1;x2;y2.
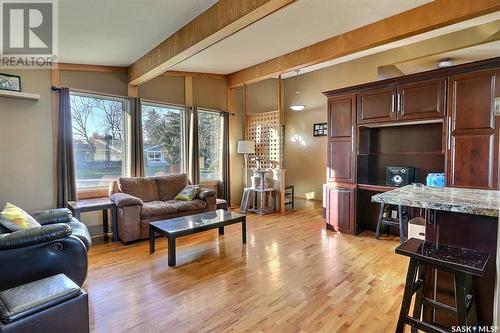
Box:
67;197;118;242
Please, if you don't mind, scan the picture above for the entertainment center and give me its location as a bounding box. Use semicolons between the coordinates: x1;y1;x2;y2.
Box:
323;57;500;235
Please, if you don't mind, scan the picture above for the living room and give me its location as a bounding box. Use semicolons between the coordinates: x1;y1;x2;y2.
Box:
0;0;500;332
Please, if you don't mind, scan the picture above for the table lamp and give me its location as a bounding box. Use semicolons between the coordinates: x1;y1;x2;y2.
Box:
237;141;255;188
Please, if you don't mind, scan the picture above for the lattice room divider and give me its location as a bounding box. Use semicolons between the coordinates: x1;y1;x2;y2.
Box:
245;110;282;169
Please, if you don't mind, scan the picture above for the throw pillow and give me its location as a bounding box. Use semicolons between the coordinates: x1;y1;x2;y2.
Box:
174;185;201;201
0;203;41;232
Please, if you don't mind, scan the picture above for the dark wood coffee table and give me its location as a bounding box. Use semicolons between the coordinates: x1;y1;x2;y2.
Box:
149;209;246;267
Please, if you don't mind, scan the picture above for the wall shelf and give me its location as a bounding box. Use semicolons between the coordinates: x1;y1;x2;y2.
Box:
0;90;40;101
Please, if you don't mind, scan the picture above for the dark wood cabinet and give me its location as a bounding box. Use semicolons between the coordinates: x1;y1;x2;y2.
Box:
397;78;446;121
447;69;499;190
324;57;500;235
328;96;354;138
357;86;396;124
326;186;355;234
327;94;356;184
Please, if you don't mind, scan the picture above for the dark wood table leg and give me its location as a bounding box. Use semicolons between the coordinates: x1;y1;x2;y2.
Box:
102;209;109;236
111;204;118;242
73;210;81;221
218;227;224;235
168;235;176;267
149;227;155;254
242;218;247;244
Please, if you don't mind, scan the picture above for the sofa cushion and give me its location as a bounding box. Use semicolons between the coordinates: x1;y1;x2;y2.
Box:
140;201;178;220
118;177;159;202
174;185;201;201
165;199;207;212
0;203;40;232
156;173;189;201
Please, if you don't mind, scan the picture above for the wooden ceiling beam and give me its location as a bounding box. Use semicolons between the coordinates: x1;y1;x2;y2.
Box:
162;70;227;80
227;0;500;87
128;0;295;86
56;63;127;73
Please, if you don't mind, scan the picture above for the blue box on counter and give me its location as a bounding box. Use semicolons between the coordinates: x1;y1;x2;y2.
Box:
426;173;445;187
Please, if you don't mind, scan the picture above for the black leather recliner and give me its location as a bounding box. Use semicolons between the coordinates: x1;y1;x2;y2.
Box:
0;208;91;290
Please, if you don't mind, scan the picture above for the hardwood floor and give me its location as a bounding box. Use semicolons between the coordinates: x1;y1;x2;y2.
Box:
86;200;409;333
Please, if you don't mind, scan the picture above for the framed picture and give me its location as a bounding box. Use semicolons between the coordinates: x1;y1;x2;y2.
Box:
0;73;21;92
313;123;327;137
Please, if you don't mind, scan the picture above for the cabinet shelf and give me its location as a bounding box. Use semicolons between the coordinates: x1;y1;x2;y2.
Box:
0;90;40;101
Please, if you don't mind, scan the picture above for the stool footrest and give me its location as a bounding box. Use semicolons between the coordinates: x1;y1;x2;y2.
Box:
422;297;457;316
380;219;401;226
406;316;449;333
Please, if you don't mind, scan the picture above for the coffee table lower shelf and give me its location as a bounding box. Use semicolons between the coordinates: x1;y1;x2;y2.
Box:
149;210;247;267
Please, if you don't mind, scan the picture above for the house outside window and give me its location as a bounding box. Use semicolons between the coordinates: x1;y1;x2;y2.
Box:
70;92;127;189
142;102;185;177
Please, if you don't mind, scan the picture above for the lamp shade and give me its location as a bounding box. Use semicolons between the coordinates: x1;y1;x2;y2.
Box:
237;141;255;154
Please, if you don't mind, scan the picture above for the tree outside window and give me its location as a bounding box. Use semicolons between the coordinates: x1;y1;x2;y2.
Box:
70;93;126;189
198;110;223;181
142;103;185;176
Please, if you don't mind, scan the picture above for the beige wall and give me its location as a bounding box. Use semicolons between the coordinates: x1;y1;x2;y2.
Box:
247;78;279;114
0;69;54;212
59;70;128;96
193;77;227;111
138;75;185;105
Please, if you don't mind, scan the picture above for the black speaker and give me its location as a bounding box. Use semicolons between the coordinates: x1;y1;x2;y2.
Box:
386;166;415;187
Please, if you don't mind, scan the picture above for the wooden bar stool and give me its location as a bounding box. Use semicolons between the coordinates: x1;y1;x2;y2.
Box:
395;238;489;333
375;203;407;244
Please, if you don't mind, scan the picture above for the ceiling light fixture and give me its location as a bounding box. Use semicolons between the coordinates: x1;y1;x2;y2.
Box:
290;69;305;111
437;58;453;69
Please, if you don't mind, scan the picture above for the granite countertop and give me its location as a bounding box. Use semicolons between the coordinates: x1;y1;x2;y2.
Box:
371;185;500;217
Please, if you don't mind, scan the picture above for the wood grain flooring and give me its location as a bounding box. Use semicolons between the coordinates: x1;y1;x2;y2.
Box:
86;200;409;333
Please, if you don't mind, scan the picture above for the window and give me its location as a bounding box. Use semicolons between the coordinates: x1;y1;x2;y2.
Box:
198;109;223;181
142;103;185;176
70;92;127;189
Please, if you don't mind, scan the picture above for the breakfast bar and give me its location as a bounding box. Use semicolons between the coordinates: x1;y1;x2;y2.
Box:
372;185;500;327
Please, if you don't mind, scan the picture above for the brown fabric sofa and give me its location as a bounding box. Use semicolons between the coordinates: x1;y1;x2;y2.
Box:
109;173;216;243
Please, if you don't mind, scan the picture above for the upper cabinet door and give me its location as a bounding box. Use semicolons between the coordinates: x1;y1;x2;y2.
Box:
448;69;498;190
329;95;355;138
397;78;446;121
357;86;397;124
328;94;356;184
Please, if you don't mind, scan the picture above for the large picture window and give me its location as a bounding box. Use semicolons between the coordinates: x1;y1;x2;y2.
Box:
70;92;127;189
198;109;223;181
142;103;185;176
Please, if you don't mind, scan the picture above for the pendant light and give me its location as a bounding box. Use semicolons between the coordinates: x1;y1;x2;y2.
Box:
290;69;305;111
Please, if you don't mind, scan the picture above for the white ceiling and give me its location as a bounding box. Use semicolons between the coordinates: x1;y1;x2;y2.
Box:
58;0;218;66
170;0;431;74
394;40;500;75
278;12;500;78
